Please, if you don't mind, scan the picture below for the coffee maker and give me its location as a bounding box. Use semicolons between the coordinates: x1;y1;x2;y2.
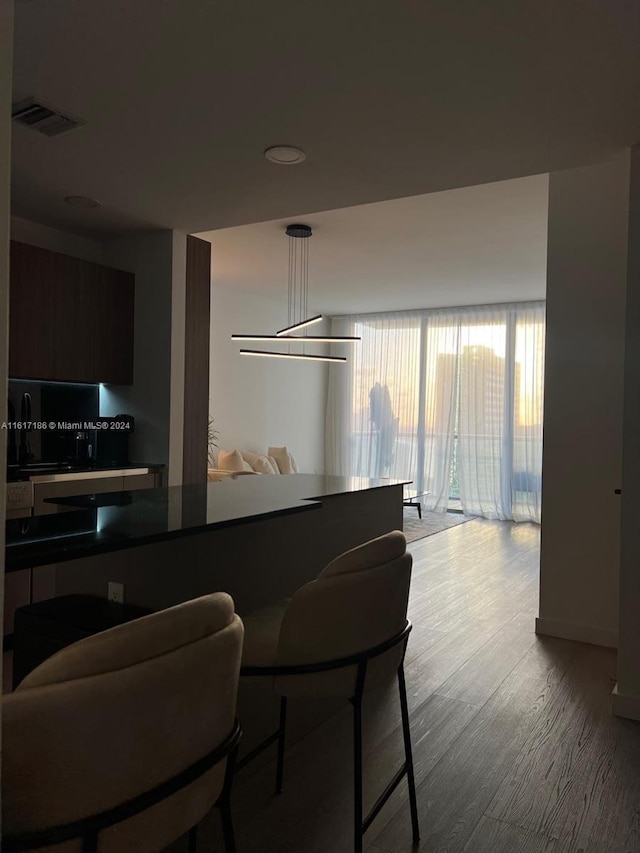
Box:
73;431;93;464
95;415;134;466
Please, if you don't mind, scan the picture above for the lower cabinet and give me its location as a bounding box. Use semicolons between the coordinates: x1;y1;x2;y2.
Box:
121;473;159;491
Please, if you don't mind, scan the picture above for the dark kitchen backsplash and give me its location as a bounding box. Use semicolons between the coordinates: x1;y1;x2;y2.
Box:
8;380;99;465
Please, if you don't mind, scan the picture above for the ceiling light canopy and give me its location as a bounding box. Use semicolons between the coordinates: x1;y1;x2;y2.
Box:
264;145;306;165
231;222;360;362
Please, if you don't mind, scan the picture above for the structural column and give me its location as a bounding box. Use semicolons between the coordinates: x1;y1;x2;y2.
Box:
0;0;15;667
100;230;188;485
182;235;211;485
615;145;640;720
538;154;631;649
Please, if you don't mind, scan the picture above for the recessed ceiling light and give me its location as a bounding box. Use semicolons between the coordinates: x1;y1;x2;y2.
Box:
64;195;101;209
264;145;306;165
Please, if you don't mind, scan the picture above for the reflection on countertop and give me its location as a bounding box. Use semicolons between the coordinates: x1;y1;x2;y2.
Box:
5;475;408;572
7;462;164;483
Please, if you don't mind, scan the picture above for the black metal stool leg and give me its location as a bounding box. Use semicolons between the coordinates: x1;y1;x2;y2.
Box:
217;744;239;853
352;695;364;853
276;696;287;794
82;831;98;853
398;664;420;843
187;824;198;853
219;799;236;853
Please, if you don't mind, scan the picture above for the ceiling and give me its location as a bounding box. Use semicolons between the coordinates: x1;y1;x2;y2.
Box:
10;1;640;238
199;173;548;314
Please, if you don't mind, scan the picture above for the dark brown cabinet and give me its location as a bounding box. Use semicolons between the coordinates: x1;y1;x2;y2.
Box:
9;241;134;384
91;263;135;385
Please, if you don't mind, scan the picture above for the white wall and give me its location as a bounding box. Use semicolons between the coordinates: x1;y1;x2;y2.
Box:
209;283;327;473
538;154;631;648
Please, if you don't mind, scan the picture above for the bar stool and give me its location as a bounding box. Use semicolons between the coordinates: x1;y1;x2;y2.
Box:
2;592;244;853
12;593;153;689
240;530;420;853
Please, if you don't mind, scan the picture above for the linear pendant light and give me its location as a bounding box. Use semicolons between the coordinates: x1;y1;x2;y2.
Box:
232;223;360;361
239;349;347;363
232;334;360;343
276;314;323;336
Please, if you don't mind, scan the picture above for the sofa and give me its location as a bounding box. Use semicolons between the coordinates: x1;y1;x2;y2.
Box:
207;446;299;482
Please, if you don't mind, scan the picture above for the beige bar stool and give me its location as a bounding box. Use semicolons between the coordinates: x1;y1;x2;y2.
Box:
2;592;244;853
239;530;420;853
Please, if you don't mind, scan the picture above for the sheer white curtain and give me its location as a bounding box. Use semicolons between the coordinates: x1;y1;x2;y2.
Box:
511;303;545;522
326;312;422;485
325;302;545;523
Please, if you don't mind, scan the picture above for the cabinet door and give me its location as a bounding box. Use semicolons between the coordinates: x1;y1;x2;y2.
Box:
9;242;57;380
121;473;158;491
93;264;135;385
51;254;96;384
9;242;135;384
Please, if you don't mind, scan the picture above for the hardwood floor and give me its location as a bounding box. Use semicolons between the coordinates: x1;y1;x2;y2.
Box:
169;519;640;853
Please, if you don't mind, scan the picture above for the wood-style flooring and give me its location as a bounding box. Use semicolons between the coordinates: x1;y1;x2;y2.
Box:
167;518;640;852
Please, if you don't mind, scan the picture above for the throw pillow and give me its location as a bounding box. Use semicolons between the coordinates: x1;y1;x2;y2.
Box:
268;446;295;475
218;449;253;473
251;455;278;475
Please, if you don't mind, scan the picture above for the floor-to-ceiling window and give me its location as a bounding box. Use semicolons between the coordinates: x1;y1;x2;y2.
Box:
326;301;545;523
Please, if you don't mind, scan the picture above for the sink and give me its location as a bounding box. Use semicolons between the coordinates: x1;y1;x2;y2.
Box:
19;463;99;476
26;463;72;468
21;463;75;472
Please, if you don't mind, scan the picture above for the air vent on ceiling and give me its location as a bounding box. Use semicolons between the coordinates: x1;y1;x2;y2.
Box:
11;98;85;137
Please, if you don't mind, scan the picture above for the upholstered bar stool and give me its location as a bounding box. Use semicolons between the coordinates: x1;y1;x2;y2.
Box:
3;592;244;853
240;530;420;853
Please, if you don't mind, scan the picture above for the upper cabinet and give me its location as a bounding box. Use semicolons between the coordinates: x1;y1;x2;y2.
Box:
9;241;135;385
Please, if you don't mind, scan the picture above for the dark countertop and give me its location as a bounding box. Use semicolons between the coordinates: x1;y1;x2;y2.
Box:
5;475;407;572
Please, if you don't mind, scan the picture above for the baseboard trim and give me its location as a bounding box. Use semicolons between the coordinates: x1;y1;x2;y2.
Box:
535;617;618;648
612;685;640;721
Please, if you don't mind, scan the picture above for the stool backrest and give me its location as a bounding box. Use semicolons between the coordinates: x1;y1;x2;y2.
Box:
3;592;244;853
275;530;412;698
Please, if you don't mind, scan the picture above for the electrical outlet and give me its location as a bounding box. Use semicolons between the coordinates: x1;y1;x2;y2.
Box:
108;581;124;604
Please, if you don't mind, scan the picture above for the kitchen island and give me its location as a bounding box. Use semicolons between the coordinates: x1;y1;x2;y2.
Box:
6;474;407;755
5;474;407;615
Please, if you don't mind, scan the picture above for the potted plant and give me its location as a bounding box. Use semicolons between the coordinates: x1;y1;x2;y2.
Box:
208;416;219;468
